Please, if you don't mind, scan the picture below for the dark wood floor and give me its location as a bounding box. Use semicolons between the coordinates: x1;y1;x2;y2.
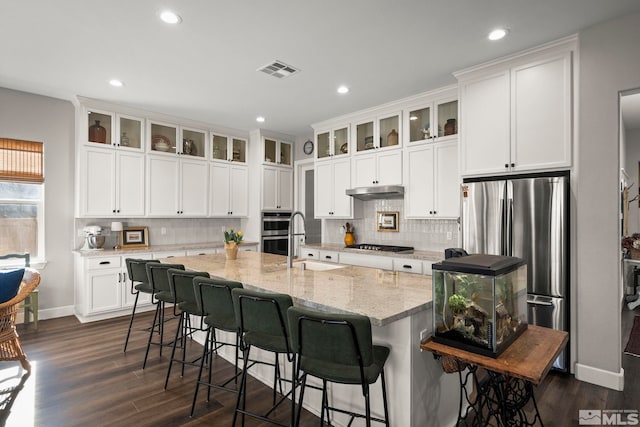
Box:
2;308;640;426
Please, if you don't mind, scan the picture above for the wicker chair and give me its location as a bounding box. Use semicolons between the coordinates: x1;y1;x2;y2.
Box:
0;268;40;371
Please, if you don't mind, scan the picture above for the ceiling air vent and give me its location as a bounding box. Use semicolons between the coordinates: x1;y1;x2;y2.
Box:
257;60;300;79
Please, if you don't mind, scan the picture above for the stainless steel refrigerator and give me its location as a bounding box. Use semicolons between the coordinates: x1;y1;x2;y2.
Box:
461;172;569;371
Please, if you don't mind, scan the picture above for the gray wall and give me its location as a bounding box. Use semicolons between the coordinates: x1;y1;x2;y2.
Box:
576;13;640;385
0;87;75;314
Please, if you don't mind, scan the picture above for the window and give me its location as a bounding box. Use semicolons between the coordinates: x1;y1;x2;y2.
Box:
0;138;45;262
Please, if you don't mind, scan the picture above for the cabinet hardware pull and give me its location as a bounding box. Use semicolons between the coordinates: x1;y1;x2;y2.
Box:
511;163;515;167
123;273;127;282
118;272;121;283
403;265;412;269
99;261;111;265
325;255;332;259
504;163;509;168
112;209;116;213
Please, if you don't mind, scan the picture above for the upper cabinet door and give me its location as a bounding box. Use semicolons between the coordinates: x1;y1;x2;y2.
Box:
116;114;144;151
459;70;511;176
316;125;349;160
116;151;145;216
378;114;400;149
263;138;292;167
149;121;179;155
82;148;116;216
86;110;114;147
180;127;207;160
147;156;179;216
510;53;572;172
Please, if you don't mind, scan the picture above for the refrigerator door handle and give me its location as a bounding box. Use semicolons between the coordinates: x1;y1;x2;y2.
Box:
526;299;553;307
506;198;513;256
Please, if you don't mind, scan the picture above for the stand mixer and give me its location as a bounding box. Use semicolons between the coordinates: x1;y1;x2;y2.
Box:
81;226;106;250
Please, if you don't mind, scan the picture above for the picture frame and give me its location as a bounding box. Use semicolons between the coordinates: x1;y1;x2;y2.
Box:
121;227;149;248
377;211;399;232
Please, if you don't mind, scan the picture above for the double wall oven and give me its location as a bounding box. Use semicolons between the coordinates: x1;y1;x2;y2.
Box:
261;211;291;255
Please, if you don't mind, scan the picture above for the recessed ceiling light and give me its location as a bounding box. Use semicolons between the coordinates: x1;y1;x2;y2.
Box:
337;85;349;94
256;116;265;123
160;10;182;24
488;28;508;41
109;79;124;87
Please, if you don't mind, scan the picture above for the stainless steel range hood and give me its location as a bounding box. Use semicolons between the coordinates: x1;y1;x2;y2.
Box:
345;185;404;201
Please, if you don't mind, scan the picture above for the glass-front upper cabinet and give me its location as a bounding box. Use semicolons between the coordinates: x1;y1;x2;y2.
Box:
149;121;178;154
211;133;247;164
263;138;292;167
316;125;349;160
87;110;114;146
355;113;401;153
116;114;144;151
180;127;206;159
406;98;458;144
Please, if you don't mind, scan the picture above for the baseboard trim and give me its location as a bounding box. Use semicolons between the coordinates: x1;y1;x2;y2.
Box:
39;305;75;320
575;363;625;391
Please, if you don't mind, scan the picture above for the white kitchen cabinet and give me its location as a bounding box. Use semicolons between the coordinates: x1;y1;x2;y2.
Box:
392;258;424;274
263;138;292;167
353;113;402;154
404;141;459;219
319;250;339;263
352;150;402;188
315;158;354;218
146;155;208;217
74;253;154;322
338;252;394;270
209;162;248;217
301;248;320;260
315;124;350;160
147;121;207;159
405;96;458;145
79;147;145;217
262;166;293;211
457;47;573;177
211;133;247;164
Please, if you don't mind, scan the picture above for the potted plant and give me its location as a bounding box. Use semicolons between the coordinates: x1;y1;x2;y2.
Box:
224;229;243;260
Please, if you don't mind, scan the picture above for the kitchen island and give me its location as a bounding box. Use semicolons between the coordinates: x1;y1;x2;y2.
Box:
165;251;460;426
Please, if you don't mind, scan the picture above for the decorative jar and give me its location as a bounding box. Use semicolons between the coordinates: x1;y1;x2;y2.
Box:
89;120;107;143
225;242;238;260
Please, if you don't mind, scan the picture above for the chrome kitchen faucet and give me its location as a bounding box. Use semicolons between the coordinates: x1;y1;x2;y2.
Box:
287;211;306;268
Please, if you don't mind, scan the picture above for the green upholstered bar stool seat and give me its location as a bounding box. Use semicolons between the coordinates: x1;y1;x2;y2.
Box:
231;288;296;427
190;276;244;417
164;269;210;390
287;306;390;427
123;258;160;352
142;262;185;369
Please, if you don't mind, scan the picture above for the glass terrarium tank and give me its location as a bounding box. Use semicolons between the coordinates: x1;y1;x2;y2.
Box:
432;254;527;358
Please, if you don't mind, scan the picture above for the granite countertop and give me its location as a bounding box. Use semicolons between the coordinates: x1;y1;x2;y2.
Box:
73;241;259;257
302;243;444;262
163;251;432;327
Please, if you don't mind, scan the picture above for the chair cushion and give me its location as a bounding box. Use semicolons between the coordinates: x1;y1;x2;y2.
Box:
204;313;237;332
300;344;390;385
134;282;153;294
0;268;25;303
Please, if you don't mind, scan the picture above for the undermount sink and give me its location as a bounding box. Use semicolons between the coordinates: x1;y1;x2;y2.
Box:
290;260;346;271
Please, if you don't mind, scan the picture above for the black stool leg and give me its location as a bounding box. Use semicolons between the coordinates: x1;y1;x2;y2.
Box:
295;374;307;427
364;383;371;427
164;312;184;390
381;369;390;427
124;291;140;352
191;326;211;417
142;301;161;369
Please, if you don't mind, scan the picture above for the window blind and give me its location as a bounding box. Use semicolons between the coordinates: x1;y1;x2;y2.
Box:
0;138;44;183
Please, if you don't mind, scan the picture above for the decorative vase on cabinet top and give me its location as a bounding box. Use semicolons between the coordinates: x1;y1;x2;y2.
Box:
89;120;107;144
387;129;398;146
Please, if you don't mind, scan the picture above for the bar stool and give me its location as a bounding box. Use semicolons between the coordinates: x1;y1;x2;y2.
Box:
190;276;244;417
123;258;160;352
164;268;210;389
143;262;185;369
231;288;296;427
287;306;390;427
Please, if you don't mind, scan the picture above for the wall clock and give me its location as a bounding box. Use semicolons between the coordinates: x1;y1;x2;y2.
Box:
303;140;314;155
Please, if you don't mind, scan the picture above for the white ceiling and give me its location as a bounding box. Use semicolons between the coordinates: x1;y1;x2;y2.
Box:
2;1;640;138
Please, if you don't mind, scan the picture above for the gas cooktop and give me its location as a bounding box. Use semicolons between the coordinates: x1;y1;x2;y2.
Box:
346;244;415;254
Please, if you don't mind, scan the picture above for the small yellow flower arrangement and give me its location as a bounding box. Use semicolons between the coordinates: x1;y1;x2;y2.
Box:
224;229;244;244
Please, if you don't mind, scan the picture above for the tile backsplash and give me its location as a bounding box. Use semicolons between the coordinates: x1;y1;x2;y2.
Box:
323;199;459;252
74;218;241;250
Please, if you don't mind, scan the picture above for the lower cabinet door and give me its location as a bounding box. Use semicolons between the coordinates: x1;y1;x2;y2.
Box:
88;269;121;313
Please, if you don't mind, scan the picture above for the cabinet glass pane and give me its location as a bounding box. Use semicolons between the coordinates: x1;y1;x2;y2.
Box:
379;115;399;148
409;107;431;142
264;138;277;163
280;143;291;165
438;100;458;137
150;123;177;153
212;134;228;161
88;111;112;145
334;127;348;156
317;131;330;159
232;138;246;163
356;121;374;152
119;117;142;149
182;129;205;158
